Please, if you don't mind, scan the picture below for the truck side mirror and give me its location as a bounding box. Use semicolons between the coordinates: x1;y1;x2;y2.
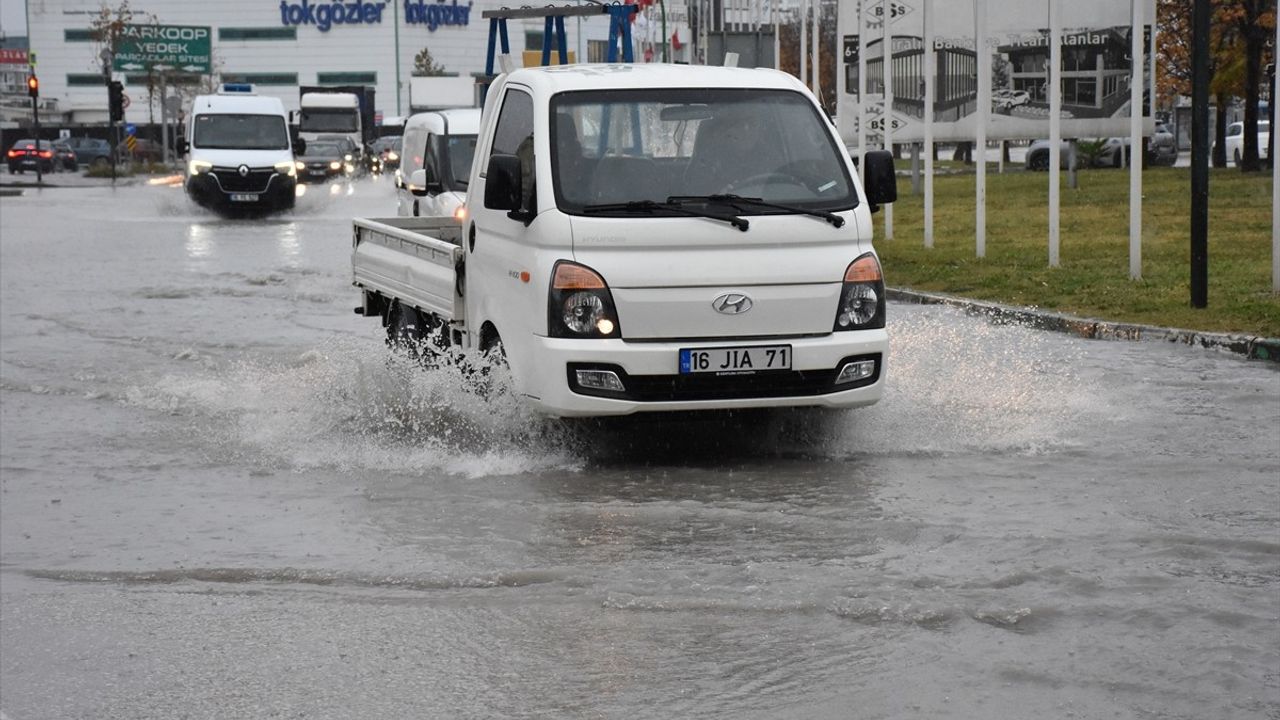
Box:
423;162;443;193
410;169;430;197
484;153;522;212
862;150;897;212
293;137;307;155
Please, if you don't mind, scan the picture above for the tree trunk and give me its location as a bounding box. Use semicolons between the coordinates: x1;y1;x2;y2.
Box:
1240;29;1264;172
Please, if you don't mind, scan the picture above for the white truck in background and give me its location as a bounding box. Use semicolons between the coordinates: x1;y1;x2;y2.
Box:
351;64;897;418
298;85;376;171
396;107;481;219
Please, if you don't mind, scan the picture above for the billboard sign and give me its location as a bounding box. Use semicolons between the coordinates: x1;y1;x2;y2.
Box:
837;0;1156;144
113;24;212;74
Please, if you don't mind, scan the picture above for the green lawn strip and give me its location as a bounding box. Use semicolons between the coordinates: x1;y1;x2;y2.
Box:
879;166;1280;338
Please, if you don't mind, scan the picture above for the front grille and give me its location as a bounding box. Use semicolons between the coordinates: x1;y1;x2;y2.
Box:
211;167;276;193
567;353;881;402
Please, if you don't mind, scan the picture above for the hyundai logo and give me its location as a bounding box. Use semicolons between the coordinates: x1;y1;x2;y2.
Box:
712;293;753;315
237;164;249;177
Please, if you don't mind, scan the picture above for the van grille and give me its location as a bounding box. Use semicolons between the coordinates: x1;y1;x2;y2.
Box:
211;166;276;193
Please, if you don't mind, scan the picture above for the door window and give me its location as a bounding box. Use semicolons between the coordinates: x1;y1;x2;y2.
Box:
489;88;535;212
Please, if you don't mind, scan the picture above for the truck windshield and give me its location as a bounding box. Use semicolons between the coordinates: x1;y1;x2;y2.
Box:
193;114;290;150
550;88;855;215
301;109;359;133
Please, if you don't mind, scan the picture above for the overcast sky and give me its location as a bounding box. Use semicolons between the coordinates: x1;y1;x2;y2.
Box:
1;0;27;37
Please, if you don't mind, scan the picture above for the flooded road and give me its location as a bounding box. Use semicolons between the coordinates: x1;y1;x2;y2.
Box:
2;180;1277;719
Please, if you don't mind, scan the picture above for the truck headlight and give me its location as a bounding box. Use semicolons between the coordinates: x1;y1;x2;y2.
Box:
834;253;885;330
274;161;296;177
188;160;212;176
548;261;621;339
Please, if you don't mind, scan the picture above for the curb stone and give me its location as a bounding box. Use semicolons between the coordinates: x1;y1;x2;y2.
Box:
888;288;1280;364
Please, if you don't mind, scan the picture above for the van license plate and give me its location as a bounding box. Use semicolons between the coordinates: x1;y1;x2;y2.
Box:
230;193;259;202
679;345;791;374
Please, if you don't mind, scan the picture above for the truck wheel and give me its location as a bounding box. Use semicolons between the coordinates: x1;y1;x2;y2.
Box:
386;303;424;352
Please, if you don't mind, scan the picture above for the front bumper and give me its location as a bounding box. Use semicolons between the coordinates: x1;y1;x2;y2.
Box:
519;330;889;417
185;171;296;212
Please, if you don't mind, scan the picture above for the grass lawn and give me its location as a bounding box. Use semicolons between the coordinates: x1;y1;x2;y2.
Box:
877;165;1280;338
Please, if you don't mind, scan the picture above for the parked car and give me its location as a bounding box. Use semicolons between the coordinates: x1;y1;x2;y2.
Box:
6;139;56;174
62;136;113;168
116;138;164;164
992;89;1031;112
1148;123;1178;166
371;135;402;171
1026;129;1178;171
294;140;355;183
51;141;79;171
1221;120;1271;166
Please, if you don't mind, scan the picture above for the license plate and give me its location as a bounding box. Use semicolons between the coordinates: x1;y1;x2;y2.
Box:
679;345;792;374
229;193;259;202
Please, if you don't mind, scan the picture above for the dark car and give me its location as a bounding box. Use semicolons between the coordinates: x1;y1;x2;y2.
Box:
62;136;113;168
51;141;78;171
117;138;164;164
371;135;402;171
6;139;56;174
294;140;354;184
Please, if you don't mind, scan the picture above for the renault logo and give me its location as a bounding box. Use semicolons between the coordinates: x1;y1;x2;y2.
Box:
712;293;753;315
237;164;249;177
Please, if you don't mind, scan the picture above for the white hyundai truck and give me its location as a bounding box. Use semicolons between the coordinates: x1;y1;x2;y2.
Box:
351;63;897;417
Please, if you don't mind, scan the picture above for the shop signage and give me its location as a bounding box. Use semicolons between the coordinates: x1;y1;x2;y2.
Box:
278;0;472;31
403;0;474;30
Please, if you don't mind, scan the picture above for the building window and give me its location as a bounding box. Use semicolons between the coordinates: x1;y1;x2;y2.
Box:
64;29;98;42
221;72;298;86
67;73;108;87
219;27;298;41
587;40;609;63
317;72;376;85
124;74;201;86
525;31;544;50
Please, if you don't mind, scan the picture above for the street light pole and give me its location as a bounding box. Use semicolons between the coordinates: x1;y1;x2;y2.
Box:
101;49;117;184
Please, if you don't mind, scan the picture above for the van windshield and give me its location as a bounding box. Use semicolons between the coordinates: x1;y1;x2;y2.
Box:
550;88;855;214
193;114;290;150
301;109;359;133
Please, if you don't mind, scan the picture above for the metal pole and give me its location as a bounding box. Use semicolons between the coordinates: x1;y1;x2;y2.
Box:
882;0;893;239
856;0;866;176
800;0;807;84
1190;0;1209;307
975;0;987;257
1128;0;1143;280
812;0;820;96
1048;0;1061;267
394;0;402;116
923;0;934;248
31;85;42;185
1274;15;1279;293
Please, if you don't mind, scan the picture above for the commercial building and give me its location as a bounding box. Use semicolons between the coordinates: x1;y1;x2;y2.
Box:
17;0;693;127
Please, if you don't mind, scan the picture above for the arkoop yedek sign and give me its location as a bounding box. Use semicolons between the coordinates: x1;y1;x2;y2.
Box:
113;24;211;73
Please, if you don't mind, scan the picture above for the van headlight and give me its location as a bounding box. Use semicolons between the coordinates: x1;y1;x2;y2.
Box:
275;161;297;177
548;261;621;339
834;253;885;330
188;160;212;176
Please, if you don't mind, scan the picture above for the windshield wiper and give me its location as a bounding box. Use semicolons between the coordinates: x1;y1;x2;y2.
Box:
668;194;845;228
581;200;749;231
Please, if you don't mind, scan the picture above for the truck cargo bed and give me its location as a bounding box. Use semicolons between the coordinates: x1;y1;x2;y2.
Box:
352;216;464;322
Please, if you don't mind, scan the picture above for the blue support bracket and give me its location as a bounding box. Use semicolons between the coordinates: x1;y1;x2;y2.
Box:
605;4;638;63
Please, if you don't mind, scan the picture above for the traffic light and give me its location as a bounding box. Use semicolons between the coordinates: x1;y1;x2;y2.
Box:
108;80;124;122
26;74;38;99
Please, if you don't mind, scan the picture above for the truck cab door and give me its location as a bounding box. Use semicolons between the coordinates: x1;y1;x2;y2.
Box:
466;86;539;363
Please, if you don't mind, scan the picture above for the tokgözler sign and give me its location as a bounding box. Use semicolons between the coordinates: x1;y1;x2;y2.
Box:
113;25;212;74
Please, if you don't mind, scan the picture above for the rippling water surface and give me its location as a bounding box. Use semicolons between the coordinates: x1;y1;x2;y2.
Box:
2;181;1277;719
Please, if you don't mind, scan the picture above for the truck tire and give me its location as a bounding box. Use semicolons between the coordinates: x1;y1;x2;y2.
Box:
386;302;425;352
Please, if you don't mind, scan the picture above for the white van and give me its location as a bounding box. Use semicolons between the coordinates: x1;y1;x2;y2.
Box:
396;107;481;219
352;64;896;417
181;84;299;214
